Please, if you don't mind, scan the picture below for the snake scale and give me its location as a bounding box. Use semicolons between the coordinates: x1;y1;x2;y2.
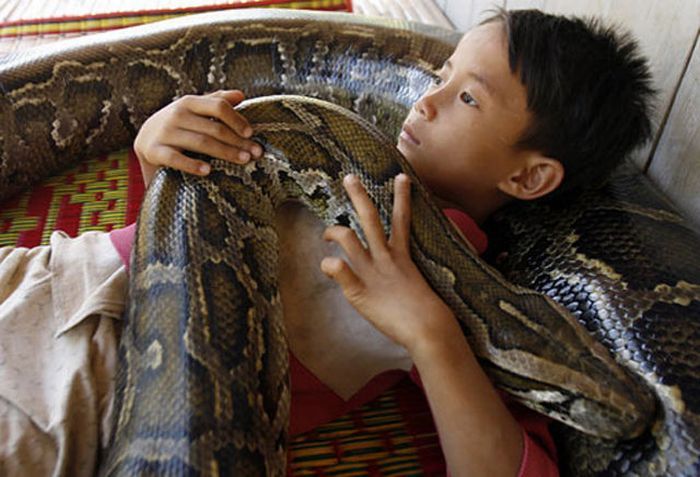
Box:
0;8;698;476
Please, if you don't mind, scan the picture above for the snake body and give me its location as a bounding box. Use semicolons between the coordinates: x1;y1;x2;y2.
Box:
0;9;698;476
486;167;700;476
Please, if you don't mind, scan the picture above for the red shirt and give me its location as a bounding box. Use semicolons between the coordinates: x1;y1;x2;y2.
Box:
109;208;558;476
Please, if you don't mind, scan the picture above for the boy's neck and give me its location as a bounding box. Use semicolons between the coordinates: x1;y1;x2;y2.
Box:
433;194;508;226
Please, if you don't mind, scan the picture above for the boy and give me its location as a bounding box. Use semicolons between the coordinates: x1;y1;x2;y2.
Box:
0;8;653;477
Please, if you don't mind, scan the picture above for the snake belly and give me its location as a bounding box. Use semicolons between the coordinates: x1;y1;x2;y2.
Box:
98;95;654;475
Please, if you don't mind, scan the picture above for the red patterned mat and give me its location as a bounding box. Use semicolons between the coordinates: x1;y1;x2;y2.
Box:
0;0;353;38
0;150;144;248
288;377;444;475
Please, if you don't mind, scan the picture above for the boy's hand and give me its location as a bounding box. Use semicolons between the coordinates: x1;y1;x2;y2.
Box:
321;173;461;355
134;90;263;187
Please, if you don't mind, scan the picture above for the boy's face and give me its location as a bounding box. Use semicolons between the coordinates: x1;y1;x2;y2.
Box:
397;22;534;219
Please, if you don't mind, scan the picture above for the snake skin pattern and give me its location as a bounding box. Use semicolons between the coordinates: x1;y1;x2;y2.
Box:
485;164;700;476
0;8;698;476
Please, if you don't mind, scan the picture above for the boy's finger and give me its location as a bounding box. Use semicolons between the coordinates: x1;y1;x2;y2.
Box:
320;257;364;300
210;89;245;104
389;174;411;252
343;174;388;255
186;96;254;139
168;129;252;164
183;116;263;159
323;225;370;269
156;146;211;176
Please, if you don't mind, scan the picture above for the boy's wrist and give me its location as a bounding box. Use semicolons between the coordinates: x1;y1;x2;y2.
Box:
407;307;473;365
134;141;156;188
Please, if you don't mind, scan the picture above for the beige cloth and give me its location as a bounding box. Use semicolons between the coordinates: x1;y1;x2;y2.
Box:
0;231;126;477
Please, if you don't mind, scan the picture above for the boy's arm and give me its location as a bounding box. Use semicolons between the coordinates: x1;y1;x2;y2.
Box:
133;90;263;188
321;174;528;477
411;325;525;476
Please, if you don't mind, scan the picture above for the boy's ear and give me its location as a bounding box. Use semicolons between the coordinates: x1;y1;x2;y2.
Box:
497;154;564;201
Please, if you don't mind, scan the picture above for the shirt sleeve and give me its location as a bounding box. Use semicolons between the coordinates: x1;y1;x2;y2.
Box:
507;398;559;477
109;222;137;270
408;367;559;477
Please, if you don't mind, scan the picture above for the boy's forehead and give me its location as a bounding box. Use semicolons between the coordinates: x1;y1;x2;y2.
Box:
447;22;507;69
459;22;505;50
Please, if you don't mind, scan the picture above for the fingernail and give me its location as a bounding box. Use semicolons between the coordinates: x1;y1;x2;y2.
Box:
200;164;211;174
344;174;357;184
252;144;263;157
243;127;253;138
239;151;251;162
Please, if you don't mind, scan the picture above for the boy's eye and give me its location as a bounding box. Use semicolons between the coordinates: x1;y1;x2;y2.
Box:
460;91;478;107
431;74;443;86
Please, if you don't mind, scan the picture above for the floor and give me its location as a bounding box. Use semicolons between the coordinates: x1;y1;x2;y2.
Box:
0;0;453;57
0;0;452;27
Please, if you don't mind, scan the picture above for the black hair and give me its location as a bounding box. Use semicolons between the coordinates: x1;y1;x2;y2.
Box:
481;8;656;199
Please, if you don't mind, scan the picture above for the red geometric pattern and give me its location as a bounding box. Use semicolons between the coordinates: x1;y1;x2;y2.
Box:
0;149;144;248
0;0;353;38
287;378;443;476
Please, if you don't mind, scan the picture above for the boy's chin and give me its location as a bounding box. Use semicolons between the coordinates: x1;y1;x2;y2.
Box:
396;143;417;169
396;140;414;158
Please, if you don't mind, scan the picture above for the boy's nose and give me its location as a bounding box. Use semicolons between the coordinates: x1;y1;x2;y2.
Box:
414;94;437;121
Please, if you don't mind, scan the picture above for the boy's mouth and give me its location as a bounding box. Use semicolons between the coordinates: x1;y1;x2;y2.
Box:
399;124;421;146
